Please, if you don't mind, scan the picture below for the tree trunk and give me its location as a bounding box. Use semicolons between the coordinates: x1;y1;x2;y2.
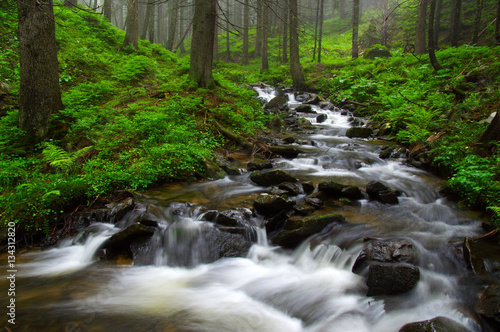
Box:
433;0;443;48
477;112;500;144
17;0;64;143
450;0;462;46
318;0;324;63
255;0;263;57
103;0;112;22
339;0;346;20
415;0;427;55
428;0;443;71
472;0;484;44
189;0;217;89
496;0;500;43
242;0;249;64
124;0;139;49
64;0;78;8
352;0;359;58
166;0;179;50
282;1;288;63
312;0;320;61
226;0;231;62
141;0;154;41
289;0;305;89
261;0;269;72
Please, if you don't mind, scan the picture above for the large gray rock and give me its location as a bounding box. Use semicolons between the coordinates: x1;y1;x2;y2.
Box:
265;96;288;113
250;169;298;186
318;180;347;197
463;236;487;275
214;209;252;227
366;181;399;205
366;263;420;296
100;223;156;260
399;316;470;332
253;194;295;216
106;197;135;222
295;104;315;113
353;239;419;274
271;213;345;248
346;126;373;138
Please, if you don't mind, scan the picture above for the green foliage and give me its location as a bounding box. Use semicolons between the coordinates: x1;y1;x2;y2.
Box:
41;142;93;173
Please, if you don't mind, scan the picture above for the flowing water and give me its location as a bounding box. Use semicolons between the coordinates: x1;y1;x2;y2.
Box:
1;86;492;331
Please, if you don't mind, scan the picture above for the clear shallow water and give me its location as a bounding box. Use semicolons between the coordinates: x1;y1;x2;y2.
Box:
0;86;489;331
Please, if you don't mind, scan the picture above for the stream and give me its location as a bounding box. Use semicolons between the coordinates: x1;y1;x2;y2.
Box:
0;85;493;331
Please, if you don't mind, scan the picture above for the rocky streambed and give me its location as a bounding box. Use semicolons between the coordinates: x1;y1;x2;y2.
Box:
1;84;499;332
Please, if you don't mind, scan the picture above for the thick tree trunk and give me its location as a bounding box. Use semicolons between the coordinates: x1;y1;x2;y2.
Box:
472;0;484;44
261;0;269;72
477;112;500;144
141;0;154;41
103;0;112;22
428;0;443;71
189;0;217;89
226;0;231;62
450;0;462;46
242;0;249;64
64;0;78;8
17;0;63;142
312;0;320;61
166;0;179;50
415;0;427;55
352;0;359;58
124;0;139;49
289;0;305;89
433;0;443;48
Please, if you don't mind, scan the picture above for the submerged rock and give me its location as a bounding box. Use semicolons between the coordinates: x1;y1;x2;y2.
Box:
100;223;156;260
475;283;500;329
399;316;470;332
253;194;295;216
366;181;399;205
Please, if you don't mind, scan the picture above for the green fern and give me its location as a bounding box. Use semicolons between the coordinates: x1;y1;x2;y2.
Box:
42;143;93;173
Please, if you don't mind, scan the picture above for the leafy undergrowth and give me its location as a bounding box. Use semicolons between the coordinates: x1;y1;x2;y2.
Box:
0;4;270;237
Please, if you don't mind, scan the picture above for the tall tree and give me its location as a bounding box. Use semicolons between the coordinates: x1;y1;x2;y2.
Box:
166;0;179;50
449;0;462;46
471;0;484;44
242;0;250;64
124;0;139;49
433;0;443;48
352;0;360;58
477;112;500;144
289;0;305;89
103;0;112;22
496;0;500;43
415;0;427;55
255;0;263;56
428;0;442;71
64;0;78;7
261;0;269;72
141;0;155;42
226;0;231;61
317;0;324;63
189;0;217;88
282;1;289;63
17;0;64;142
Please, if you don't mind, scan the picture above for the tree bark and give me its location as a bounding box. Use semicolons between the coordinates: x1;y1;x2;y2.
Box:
17;0;64;142
103;0;112;22
261;0;269;72
189;0;217;89
433;0;443;48
124;0;139;49
64;0;78;8
496;0;500;43
289;0;305;89
255;0;263;57
428;0;443;71
352;0;359;58
226;0;231;62
477;112;500;144
282;1;288;63
472;0;484;44
450;0;462;47
166;0;179;50
415;0;427;55
141;0;154;41
318;0;324;63
242;0;250;64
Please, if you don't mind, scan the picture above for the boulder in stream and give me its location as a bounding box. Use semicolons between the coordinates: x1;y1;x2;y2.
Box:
253;194;295;216
352;238;419;274
366;263;420;296
100;222;156;260
271;213;346;248
399;316;471;332
295;105;315;113
463;236;487;275
316;113;328;123
250;169;299;186
265;96;288;113
214;209;252;227
106;197;135;222
475;283;500;329
346;126;373;138
366;181;399;205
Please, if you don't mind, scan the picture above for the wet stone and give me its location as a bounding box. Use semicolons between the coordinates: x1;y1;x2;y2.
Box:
399;316;471;332
253;194;295;216
463;236;487;275
346;126;373;138
278;182;302;196
366;263;420;296
475;283;500;329
250;169;299;186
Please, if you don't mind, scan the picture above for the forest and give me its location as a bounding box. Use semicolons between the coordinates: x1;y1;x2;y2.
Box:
2;1;500;331
0;0;499;239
